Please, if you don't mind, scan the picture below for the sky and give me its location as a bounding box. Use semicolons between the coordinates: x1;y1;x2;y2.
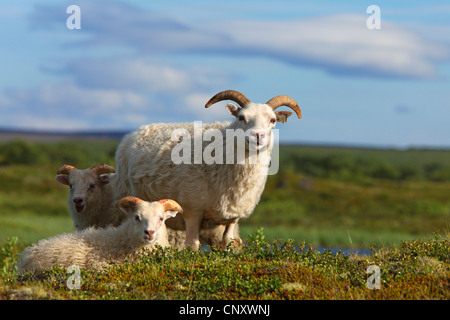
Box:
0;0;449;148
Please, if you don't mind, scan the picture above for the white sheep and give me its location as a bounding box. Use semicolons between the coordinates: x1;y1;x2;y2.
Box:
55;164;125;231
55;163;193;249
113;90;302;250
17;197;182;274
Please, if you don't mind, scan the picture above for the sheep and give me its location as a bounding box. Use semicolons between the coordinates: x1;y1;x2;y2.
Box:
113;90;302;250
166;223;240;249
113;124;241;249
113;122;242;249
55;164;125;231
54;163;198;249
17;197;182;274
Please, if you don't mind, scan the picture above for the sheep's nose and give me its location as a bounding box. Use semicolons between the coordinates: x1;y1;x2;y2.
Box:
251;130;265;140
250;130;266;145
73;198;85;212
256;132;265;140
145;230;155;237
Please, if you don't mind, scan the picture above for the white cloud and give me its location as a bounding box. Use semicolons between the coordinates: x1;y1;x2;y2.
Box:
31;1;449;80
63;57;230;93
0;75;232;130
3;114;91;131
36;82;147;112
183;92;231;122
215;15;449;79
5;0;448;143
0;81;149;129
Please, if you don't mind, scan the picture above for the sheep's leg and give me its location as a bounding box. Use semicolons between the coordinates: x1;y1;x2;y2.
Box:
184;214;203;251
222;219;241;248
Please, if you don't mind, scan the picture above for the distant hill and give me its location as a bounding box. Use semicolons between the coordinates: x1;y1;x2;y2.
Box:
0;128;130;142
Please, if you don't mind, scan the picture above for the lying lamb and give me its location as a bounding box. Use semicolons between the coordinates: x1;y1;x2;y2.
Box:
55;163;218;249
17;197;182;274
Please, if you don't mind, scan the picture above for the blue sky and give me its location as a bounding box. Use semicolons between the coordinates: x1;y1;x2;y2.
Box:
1;0;449;148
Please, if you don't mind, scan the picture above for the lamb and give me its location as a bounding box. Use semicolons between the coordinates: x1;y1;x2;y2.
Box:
55;164;125;231
17;197;182;274
55;163;197;249
113;90;302;250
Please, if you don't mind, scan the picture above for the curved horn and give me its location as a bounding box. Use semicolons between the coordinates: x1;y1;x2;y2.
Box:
205;90;251;109
90;164;116;176
158;199;183;213
266;95;302;119
115;196;143;210
56;164;76;175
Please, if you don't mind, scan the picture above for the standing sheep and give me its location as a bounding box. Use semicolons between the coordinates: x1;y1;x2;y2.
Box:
17;197;182;274
55;164;125;230
113;90;301;250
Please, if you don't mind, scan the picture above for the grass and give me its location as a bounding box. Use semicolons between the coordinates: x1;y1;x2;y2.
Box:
0;164;73;245
0;232;449;300
0;141;449;300
241;174;450;249
239;225;421;250
0;214;72;245
1;163;449;249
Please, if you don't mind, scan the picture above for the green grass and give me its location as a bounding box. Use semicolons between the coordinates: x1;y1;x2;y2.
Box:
1;233;449;300
279;144;450;182
0;214;72;245
0;141;449;300
239;225;421;249
0;163;73;245
240;174;450;248
2;163;448;249
1;144;450;249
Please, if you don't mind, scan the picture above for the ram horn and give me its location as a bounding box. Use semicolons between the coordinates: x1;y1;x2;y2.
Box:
56;164;77;175
205;90;251;109
115;196;143;210
158;199;183;213
90;163;116;176
266;95;302;119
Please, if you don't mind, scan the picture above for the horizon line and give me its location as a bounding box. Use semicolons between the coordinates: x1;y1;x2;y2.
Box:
0;127;449;151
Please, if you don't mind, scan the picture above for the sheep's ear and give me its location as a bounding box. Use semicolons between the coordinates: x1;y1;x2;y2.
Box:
116;196;142;215
98;173;114;185
164;210;179;219
226;103;240;117
275;111;293;123
55;175;70;185
157;199;182;219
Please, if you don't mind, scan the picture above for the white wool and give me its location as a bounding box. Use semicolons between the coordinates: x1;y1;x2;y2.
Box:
113;92;300;250
18;198;180;274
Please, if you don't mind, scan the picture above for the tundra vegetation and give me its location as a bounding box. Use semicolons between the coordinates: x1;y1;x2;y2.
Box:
0;139;449;299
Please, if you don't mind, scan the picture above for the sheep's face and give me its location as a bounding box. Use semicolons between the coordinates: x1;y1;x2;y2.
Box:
135;202;168;244
56;169;113;213
227;102;292;151
117;198;180;244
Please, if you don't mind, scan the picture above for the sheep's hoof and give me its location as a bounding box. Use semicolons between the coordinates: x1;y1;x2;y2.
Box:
187;240;201;251
231;237;243;247
219;238;243;250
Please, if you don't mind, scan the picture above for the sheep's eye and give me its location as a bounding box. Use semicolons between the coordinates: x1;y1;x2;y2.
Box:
135;215;141;222
69;184;73;189
238;115;246;122
89;183;95;190
159;216;164;222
